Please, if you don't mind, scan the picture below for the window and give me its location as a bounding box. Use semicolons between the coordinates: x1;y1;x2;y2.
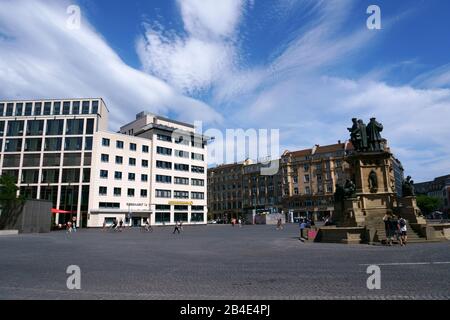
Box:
26;120;44;136
21;169;39;183
140;189;148;197
303;164;309;171
24;138;42;152
130;143;137;151
157;146;172;155
99;202;120;209
141;174;148;182
191;192;204;200
42;154;60;167
41;169;59;183
191;206;204;211
66;119;84;135
191;153;204;161
191;179;204;186
294;187;299;195
129;158;136;166
174;177;189;185
114;188;122;197
73;101;81;115
156;205;171;211
174;135;189;145
46;120;64;135
0;121;4;135
53;102;61;115
83;168;90;182
156;189;171;198
128;173;136;181
127;188;135;197
191;166;205;174
62;102;71;115
305;186;311;195
6;103;14;116
64;137;82;150
175;163;189;171
25;103;33;116
142;160;149;168
156;161;172;169
116;140;124;149
191;212;204;222
92;100;99;114
304;174;310;183
157;134;171;142
174;191;189;199
102;138;110;147
175;150;189;158
174;212;188;222
85;137;93;150
155;212;170;223
99;187;107;196
142;145;149;153
0;103;4;116
7;121;24;136
34;103;42;116
61;169;80;183
86;119;94;135
101;154;109;162
114;188;121;196
100;170;108;179
82;101;90;114
114;171;122;180
156;175;172;183
5;139;22;152
16;103;23;116
115;156;123;164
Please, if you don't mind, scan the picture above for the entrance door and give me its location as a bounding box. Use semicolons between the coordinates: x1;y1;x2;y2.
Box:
132;217;141;227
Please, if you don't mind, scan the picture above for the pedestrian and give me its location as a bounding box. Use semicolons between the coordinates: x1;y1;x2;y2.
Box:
383;214;391;245
111;218;118;231
119;219;124;232
173;221;180;234
102;219;106;231
238;218;242;228
299;219;306;240
398;215;408;246
179;220;184;232
66;221;72;234
71;216;77;233
276;218;282;230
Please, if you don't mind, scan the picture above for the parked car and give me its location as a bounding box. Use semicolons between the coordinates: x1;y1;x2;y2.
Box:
207;220;217;224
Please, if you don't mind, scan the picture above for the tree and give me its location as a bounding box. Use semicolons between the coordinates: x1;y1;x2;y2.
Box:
416;194;442;215
0;174;25;230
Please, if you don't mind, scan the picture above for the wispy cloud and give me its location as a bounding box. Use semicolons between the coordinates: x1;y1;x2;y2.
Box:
0;0;222;129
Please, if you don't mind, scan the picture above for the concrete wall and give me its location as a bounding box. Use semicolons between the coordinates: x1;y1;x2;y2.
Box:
5;199;52;233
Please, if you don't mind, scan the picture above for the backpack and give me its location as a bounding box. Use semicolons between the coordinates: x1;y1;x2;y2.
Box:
399;218;406;228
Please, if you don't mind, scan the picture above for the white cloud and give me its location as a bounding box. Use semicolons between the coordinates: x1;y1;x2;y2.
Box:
0;0;222;129
137;0;249;94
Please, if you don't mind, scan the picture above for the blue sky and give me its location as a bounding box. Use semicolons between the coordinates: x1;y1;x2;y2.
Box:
1;0;449;181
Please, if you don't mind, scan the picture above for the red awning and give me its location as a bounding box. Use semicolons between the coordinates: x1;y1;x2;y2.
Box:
51;209;76;214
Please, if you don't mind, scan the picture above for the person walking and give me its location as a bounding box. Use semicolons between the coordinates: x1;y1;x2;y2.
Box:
383;214;391;245
276;218;283;230
102;219;106;231
238;218;242;228
398;215;408;246
173;221;181;234
71;216;77;233
119;219;124;232
299;219;306;240
66;221;72;234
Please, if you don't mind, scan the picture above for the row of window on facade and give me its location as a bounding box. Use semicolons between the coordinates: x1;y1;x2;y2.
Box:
287;160;342;173
101;138;149;153
155;175;205;186
98;186;204;200
2;168;91;184
0;101;99;117
0;137;93;153
156;146;204;161
101;155;149;167
287;198;334;208
156;133;205;149
155;160;205;173
2;152;92;168
99;208;204;223
0;119;95;137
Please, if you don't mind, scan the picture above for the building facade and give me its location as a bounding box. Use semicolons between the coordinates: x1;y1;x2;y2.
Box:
415;174;450;215
0;99;208;227
281;142;352;221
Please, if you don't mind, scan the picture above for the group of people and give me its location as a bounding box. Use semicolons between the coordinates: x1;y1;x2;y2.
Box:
298;218;315;239
62;216;77;233
383;214;408;246
104;218;124;232
231;218;243;227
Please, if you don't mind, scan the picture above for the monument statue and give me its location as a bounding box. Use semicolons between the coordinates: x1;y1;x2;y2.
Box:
366;117;384;151
357;119;368;152
343;179;356;199
348;118;359;150
368;170;378;192
402;176;415;197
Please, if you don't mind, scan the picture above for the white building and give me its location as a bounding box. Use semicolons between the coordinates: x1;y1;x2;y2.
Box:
0;99;208;228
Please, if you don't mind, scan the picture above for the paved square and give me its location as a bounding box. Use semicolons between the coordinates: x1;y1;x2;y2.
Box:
0;224;449;299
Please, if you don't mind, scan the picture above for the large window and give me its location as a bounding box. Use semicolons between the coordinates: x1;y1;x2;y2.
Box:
2;154;21;167
26;120;44;136
62;169;80;183
99;202;120;209
175;150;189;158
72;101;80;115
86;119;95;134
34;102;42;116
5;139;22;152
191;179;205;186
191;166;204;174
63;153;82;166
21;169;39;183
5;103;14;116
156;175;172;184
157;146;172;156
155;212;170;223
174;191;189;199
46;120;64;135
174;163;189;171
85;137;93;151
191;212;204;222
92;100;99;114
53;102;61;115
43;102;51;115
174;177;189;185
156;189;171;198
25;103;33;116
64;137;83;150
43;154;60;167
191;152;204;161
191;192;205;200
66;119;84;135
157;134;172;142
82;101;90;114
63;102;71;115
44;138;62;151
24;138;42;152
15;103;23;116
7;121;24;136
174;212;188;222
41;169;59;183
156;161;172;169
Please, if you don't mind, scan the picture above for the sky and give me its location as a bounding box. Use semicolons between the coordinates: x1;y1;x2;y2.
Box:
0;0;449;182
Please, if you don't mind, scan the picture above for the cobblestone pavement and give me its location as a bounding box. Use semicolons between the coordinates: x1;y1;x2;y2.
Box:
0;224;449;299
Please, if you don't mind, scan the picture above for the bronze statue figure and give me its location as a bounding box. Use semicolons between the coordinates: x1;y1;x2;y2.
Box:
368;170;378;192
402;176;415;197
343;179;356;198
366;117;383;151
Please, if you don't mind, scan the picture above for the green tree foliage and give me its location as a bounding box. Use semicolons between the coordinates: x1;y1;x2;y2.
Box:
0;174;25;230
416;194;443;215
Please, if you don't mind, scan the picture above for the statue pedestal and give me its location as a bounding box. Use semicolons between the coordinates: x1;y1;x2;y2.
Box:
399;196;426;224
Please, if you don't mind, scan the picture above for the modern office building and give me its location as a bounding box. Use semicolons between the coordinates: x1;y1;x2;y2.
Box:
415;174;450;214
0;99;208;227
